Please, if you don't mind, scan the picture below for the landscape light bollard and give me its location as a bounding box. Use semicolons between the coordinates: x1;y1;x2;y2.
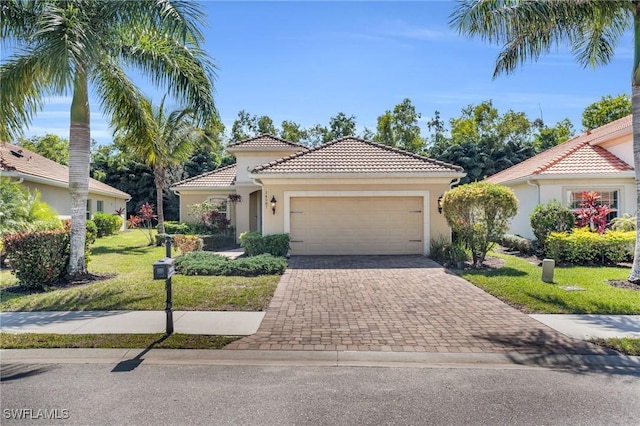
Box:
541;258;555;283
165;235;173;335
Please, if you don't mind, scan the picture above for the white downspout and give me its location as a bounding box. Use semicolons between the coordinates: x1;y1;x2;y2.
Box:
526;180;540;204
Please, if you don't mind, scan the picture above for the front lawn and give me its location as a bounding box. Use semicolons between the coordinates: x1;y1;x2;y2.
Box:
459;251;640;314
0;231;280;312
0;332;238;349
589;338;640;356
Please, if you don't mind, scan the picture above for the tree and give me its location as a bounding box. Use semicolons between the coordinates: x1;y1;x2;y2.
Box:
532;118;574;153
17;134;69;165
374;98;425;153
116;96;210;234
327;112;357;140
582;94;632;130
280;120;308;143
230;111;275;142
1;0;216;276
442;182;518;266
450;0;640;282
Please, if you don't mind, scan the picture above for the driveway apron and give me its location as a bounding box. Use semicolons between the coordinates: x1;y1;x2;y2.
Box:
226;256;610;354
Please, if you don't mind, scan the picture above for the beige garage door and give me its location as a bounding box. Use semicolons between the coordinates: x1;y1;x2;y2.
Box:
289;197;424;255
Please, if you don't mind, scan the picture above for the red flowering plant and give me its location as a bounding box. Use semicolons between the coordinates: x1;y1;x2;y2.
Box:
127;202;157;245
575;191;613;234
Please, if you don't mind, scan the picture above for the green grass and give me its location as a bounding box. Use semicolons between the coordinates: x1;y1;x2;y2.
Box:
459;251;640;314
589;338;640;356
0;231;280;312
0;332;238;349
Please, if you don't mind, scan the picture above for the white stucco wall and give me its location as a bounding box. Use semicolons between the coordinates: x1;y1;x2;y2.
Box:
505;177;635;240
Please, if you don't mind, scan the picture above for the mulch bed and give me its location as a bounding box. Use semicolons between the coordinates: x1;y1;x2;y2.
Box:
607;280;640;291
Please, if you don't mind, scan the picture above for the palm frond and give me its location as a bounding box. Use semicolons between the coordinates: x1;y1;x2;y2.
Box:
451;0;633;77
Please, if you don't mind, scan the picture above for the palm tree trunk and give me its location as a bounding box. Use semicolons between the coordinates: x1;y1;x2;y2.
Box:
68;72;90;276
155;164;165;235
628;6;640;283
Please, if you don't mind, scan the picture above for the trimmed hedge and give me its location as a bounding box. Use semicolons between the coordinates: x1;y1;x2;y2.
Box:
201;234;236;251
546;228;635;265
163;221;193;235
174;252;287;276
529;200;575;251
240;232;290;257
500;234;533;255
3;229;70;289
93;213;123;237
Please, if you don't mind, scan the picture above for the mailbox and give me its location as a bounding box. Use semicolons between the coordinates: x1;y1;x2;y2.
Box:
153;257;175;280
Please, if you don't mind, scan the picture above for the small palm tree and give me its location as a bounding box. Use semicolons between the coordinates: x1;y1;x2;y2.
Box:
451;0;640;282
118;95;211;235
0;0;216;276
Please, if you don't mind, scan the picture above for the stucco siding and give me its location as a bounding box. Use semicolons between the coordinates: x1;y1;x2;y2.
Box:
507;183;539;239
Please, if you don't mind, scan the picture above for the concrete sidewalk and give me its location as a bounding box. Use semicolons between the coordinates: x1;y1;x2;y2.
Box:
1;311;638;341
530;314;640;340
0;311;265;335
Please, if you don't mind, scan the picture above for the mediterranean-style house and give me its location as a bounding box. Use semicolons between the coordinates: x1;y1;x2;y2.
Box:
0;143;130;228
171;135;466;255
485;115;635;240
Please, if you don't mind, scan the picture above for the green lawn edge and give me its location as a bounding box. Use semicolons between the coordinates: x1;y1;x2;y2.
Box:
457;251;640;314
588;338;640;356
0;333;240;349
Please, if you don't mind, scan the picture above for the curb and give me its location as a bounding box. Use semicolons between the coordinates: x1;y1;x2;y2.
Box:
2;349;639;370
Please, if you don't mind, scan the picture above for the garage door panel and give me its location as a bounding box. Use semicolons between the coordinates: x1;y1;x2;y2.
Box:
290;197;424;255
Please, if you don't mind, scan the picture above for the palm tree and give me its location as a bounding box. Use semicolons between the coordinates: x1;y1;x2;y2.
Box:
451;0;640;282
0;0;216;276
117;95;211;235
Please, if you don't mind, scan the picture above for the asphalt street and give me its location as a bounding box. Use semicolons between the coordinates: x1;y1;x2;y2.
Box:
1;363;639;425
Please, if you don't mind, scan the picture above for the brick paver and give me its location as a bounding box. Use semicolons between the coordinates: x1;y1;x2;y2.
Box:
226;256;611;354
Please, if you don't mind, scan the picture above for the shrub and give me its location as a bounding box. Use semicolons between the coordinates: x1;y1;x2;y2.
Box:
155;233;168;247
529;200;575;251
187;200;230;233
442;182;518;266
93;213;123;237
3;229;70;289
575;191;613;233
128;202;157;245
174;252;287;276
0;179;62;235
546;227;634;265
173;234;204;255
610;214;636;232
163;221;193;235
240;232;290;257
85;220;97;246
429;235;468;266
501;234;533;254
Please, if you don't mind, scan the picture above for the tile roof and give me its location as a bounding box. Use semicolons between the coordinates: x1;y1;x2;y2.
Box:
171;164;236;189
485;115;634;184
0;143;130;198
252;137;464;175
226;134;307;151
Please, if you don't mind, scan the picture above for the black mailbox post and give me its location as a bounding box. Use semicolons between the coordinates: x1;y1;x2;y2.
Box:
152;236;174;334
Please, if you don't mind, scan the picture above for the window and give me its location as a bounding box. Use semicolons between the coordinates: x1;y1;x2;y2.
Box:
96;200;104;213
86;199;92;220
208;197;228;214
566;189;619;222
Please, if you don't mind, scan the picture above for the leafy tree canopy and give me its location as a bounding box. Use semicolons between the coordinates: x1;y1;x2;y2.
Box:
582;94;632;131
16;134;69;165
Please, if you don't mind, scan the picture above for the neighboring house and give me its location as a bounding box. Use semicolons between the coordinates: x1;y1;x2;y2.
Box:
0;143;130;228
485;115;634;240
172;135;465;255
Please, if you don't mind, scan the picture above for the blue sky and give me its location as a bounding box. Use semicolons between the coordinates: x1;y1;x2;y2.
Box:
11;1;634;145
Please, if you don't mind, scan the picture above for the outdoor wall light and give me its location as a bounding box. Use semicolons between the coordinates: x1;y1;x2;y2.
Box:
437;195;444;214
270;196;277;215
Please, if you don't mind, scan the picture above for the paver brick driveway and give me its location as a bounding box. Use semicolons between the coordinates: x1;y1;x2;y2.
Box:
226;256;609;354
